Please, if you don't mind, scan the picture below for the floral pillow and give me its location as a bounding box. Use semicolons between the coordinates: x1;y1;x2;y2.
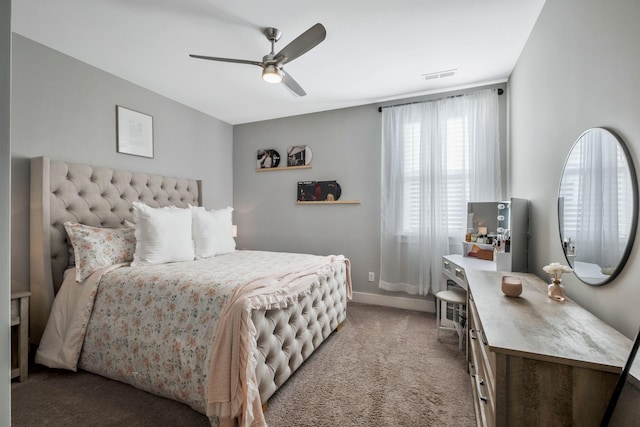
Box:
64;222;136;282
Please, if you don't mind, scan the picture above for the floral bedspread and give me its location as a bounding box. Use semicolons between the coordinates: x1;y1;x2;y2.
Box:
77;250;334;415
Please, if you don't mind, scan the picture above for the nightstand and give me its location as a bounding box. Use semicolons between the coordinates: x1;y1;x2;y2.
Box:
11;291;30;382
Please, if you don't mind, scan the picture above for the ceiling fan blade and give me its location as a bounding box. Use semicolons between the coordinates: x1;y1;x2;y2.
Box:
189;54;263;68
281;70;306;97
274;23;326;65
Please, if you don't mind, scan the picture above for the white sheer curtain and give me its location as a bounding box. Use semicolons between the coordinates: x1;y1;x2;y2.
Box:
379;89;502;296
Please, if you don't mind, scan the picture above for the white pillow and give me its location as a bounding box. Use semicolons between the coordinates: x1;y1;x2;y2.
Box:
131;202;195;266
191;206;236;258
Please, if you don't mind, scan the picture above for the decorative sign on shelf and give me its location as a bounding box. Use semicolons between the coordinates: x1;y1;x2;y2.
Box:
297;180;342;202
257;149;281;169
287;145;313;167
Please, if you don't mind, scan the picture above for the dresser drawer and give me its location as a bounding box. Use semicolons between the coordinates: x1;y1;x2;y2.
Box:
469;297;495;393
470;335;495;426
442;258;466;288
468;292;496;427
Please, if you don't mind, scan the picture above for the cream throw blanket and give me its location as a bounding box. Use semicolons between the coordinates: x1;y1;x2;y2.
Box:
206;255;352;427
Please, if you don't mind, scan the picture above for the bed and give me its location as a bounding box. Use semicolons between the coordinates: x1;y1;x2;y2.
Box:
30;156;351;426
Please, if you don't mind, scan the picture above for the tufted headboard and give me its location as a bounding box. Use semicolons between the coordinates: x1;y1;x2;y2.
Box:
30;156;202;343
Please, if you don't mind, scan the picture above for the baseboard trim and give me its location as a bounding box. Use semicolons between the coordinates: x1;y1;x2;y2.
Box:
351;291;435;313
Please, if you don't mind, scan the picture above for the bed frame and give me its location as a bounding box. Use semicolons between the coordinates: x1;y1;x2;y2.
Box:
30;156;348;408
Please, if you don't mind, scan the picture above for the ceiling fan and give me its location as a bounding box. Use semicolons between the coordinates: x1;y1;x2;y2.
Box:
190;23;326;97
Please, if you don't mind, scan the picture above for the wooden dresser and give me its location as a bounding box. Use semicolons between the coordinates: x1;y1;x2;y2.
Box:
466;270;631;427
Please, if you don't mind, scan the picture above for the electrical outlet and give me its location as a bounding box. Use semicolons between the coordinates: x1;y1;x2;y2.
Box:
368;272;375;282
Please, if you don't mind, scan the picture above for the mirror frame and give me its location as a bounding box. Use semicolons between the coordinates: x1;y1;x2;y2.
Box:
601;326;640;425
557;127;639;286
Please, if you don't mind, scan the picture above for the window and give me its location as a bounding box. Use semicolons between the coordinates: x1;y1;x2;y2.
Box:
402;116;470;237
380;88;501;296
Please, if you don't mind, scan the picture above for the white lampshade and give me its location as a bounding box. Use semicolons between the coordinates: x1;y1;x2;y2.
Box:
262;65;282;84
478;226;488;235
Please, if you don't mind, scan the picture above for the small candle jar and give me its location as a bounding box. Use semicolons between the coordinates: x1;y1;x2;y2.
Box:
501;276;522;297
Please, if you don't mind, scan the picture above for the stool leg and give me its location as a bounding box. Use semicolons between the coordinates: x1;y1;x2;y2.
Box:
458;303;463;350
436;298;441;340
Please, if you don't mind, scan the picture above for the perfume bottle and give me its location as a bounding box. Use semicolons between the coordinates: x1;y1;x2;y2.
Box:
465;228;473;242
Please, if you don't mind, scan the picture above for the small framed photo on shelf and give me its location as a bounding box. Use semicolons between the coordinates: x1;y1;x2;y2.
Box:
287;145;313;166
297;180;341;201
257;149;281;168
116;105;154;158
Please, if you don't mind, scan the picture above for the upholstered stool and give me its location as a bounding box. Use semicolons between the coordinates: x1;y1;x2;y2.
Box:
435;289;467;350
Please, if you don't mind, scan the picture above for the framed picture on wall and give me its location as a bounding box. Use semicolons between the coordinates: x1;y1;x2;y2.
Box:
257;149;281;168
287;145;313;166
116;105;154;158
297;180;341;201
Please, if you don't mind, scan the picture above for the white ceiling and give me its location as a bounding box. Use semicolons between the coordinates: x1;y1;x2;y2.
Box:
12;0;545;125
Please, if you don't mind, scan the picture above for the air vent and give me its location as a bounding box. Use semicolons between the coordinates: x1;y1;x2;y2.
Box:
422;69;457;80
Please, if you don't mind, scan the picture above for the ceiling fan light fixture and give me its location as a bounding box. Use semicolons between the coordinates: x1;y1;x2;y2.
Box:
190;23;326;96
262;65;283;84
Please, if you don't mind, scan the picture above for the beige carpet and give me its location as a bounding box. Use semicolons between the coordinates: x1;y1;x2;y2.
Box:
12;302;475;426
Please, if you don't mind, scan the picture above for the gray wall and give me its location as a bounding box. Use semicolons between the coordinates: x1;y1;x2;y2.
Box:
234;105;382;296
1;1;11;424
509;0;640;337
10;34;233;293
233;84;507;303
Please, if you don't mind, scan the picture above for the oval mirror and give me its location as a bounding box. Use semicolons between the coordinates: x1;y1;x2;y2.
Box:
558;128;638;285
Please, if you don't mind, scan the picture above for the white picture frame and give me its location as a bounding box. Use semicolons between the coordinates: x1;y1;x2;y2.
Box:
116;105;154;158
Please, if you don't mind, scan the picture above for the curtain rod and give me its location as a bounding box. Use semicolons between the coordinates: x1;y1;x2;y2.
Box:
377;88;503;112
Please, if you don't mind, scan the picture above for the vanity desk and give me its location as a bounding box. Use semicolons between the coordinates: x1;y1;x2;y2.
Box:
465;269;631;427
442;254;496;291
440;254;496;351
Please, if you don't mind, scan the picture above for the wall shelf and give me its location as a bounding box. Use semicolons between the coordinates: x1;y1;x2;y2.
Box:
296;200;361;205
256;165;312;172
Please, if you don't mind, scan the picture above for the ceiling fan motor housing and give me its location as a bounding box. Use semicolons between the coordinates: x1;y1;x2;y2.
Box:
263;27;282;43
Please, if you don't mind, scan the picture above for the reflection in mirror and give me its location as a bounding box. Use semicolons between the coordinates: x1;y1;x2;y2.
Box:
558;128;638;285
468;201;503;234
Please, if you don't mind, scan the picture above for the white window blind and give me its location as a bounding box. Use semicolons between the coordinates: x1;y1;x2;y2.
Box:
402;122;421;235
402;116;470;237
444;116;470;235
558;147;581;242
